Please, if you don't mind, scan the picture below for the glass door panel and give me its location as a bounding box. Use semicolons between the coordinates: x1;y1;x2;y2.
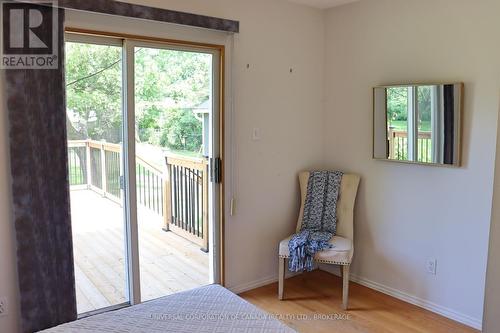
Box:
65;38;129;314
133;45;213;301
417;85;433;163
386;87;409;161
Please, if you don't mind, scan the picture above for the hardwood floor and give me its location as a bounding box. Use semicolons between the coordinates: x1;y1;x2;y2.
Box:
71;190;209;314
240;270;478;333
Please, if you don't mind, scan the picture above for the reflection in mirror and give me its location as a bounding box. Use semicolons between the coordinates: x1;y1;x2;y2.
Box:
373;83;463;166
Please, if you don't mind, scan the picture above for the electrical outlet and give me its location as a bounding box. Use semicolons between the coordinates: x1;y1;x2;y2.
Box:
426;259;437;275
0;297;7;317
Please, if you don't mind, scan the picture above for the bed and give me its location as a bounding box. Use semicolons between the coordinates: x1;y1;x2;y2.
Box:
40;284;296;332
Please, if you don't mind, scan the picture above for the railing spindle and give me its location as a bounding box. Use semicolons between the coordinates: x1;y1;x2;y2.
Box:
179;167;186;230
156;175;159;215
183;167;188;231
150;171;153;211
196;170;200;237
173;166;178;227
190;170;194;234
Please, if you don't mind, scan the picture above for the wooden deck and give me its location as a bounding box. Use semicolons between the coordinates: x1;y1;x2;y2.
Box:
70;189;209;314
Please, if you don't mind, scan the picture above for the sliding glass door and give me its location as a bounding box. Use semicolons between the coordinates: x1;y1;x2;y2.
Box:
65;36;129;314
65;33;221;315
133;44;214;301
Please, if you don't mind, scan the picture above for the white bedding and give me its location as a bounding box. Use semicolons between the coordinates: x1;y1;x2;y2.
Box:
40;284;296;332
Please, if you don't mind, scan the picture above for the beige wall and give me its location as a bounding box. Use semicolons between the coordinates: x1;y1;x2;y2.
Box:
324;0;500;329
483;108;500;332
0;1;325;331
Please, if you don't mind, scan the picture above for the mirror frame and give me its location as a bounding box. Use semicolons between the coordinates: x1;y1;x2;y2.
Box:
372;82;464;167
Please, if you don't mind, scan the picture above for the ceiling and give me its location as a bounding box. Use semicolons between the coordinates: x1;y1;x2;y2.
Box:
287;0;359;9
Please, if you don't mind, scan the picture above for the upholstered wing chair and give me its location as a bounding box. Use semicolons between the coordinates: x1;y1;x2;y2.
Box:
278;171;360;310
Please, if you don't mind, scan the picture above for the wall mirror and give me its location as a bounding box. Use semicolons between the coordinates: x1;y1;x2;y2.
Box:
373;83;463;166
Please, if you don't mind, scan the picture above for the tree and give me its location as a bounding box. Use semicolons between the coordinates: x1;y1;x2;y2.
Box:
66;43;211;154
134;48;210;153
160;108;203;152
387;86;432;130
417;86;431;123
387;87;408;122
66;43;122;143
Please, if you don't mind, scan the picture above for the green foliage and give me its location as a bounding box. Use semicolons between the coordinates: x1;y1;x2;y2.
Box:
66;43;123;142
134;48;210;106
417;86;431;122
138;106;162;143
66;43;210;154
387;87;408;123
160;109;202;152
387;86;432;130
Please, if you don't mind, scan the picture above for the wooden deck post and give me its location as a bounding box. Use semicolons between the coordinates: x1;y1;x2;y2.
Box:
388;127;395;159
85;140;92;189
163;157;172;232
101;142;107;197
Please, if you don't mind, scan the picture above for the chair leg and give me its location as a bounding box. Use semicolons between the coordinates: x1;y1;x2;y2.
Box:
342;265;350;310
278;257;285;300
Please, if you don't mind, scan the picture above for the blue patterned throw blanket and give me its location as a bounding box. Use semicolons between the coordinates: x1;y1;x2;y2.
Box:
288;171;343;272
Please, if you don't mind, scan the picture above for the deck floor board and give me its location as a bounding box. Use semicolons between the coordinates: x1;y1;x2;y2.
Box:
71;190;209;314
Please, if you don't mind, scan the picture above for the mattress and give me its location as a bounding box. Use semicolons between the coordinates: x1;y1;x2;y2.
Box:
40;284;296;332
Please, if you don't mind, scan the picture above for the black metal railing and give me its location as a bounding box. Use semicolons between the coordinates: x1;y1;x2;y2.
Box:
165;156;209;251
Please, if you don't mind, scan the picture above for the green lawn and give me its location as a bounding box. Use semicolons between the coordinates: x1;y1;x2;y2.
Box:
389;120;431;132
167;148;203;158
69;165;85;185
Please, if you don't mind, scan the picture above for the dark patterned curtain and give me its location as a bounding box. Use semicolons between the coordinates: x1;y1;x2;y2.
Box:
5;5;77;333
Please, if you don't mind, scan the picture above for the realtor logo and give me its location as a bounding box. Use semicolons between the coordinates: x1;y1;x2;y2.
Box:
1;1;58;69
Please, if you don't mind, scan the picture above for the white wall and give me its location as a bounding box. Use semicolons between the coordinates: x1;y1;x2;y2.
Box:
0;1;325;332
483;107;500;332
323;0;500;329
